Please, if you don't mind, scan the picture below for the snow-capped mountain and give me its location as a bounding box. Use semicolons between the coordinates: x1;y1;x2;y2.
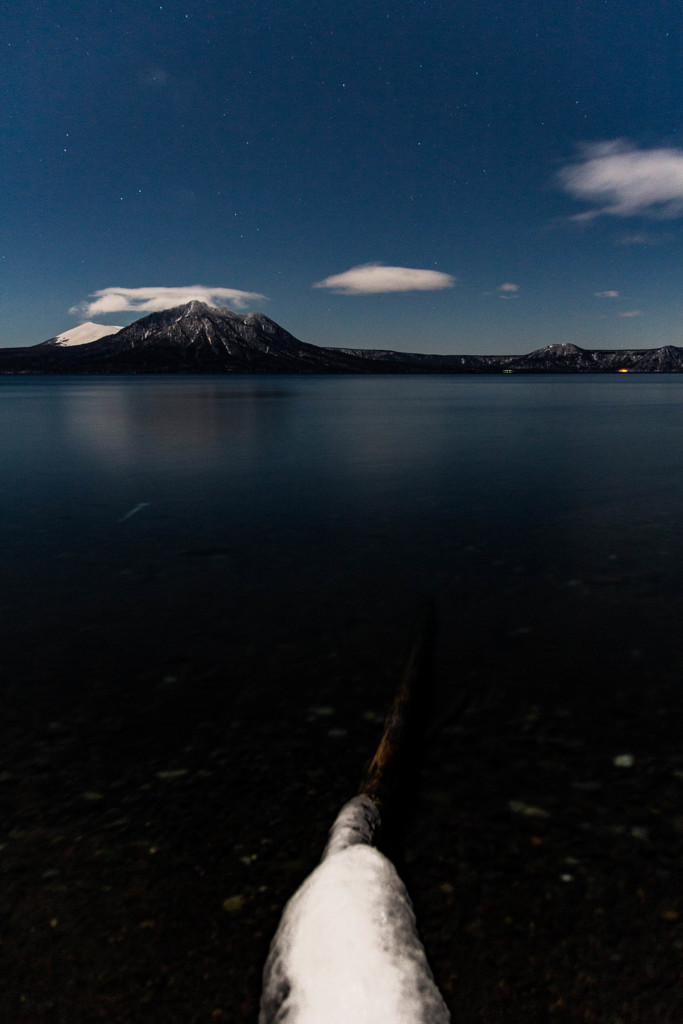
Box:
54;301;387;373
5;301;454;374
42;322;124;347
1;301;682;373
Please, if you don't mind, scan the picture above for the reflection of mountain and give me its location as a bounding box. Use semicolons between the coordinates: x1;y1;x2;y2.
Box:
2;302;683;373
62;381;293;471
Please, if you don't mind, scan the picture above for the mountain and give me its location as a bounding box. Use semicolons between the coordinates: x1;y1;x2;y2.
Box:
508;342;683;373
41;322;124;347
1;301;682;374
0;301;469;374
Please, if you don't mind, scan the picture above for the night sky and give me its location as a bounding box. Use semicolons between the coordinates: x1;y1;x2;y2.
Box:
3;0;683;353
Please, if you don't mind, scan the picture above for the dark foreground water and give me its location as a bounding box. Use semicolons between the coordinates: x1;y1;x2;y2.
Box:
2;374;683;1023
3;373;683;688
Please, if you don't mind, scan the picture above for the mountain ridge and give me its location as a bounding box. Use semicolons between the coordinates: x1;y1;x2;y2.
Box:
2;302;682;373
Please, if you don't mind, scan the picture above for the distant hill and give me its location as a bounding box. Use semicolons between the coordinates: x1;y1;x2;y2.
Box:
1;302;682;373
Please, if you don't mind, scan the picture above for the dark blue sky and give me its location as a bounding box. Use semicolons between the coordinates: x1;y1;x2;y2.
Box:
3;0;683;352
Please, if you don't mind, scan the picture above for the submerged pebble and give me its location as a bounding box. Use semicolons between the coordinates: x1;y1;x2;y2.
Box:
508;800;549;819
222;895;246;914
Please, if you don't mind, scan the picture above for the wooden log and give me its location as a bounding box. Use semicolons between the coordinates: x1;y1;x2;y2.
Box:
258;602;453;1024
358;601;434;813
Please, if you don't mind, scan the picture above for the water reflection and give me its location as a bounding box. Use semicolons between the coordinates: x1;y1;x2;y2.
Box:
58;380;298;472
2;374;683;688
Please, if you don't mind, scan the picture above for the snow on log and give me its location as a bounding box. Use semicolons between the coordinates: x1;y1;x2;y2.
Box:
259;794;450;1024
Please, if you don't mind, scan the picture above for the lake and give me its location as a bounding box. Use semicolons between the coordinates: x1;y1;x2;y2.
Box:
3;374;683;1023
3;373;683;697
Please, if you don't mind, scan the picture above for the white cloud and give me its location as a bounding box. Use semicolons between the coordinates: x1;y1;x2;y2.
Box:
313;263;456;295
618;231;674;246
559;140;683;220
617;309;642;318
595;290;620;298
497;282;519;298
70;285;267;318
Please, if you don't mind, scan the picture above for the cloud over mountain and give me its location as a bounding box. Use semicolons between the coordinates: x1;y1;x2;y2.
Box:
70;285;267;318
559;140;683;220
313;264;456;295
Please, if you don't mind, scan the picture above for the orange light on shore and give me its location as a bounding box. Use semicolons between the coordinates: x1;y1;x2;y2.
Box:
618;368;629;373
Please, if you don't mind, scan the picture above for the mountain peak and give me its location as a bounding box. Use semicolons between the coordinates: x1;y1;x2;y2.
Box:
533;342;585;356
48;322;124;347
183;299;214;313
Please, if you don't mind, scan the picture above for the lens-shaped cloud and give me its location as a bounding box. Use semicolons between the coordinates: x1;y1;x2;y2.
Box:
70;285;267;318
559;140;683;220
313;263;456;295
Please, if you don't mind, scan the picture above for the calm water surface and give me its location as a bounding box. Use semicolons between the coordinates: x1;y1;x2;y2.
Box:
2;374;683;706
